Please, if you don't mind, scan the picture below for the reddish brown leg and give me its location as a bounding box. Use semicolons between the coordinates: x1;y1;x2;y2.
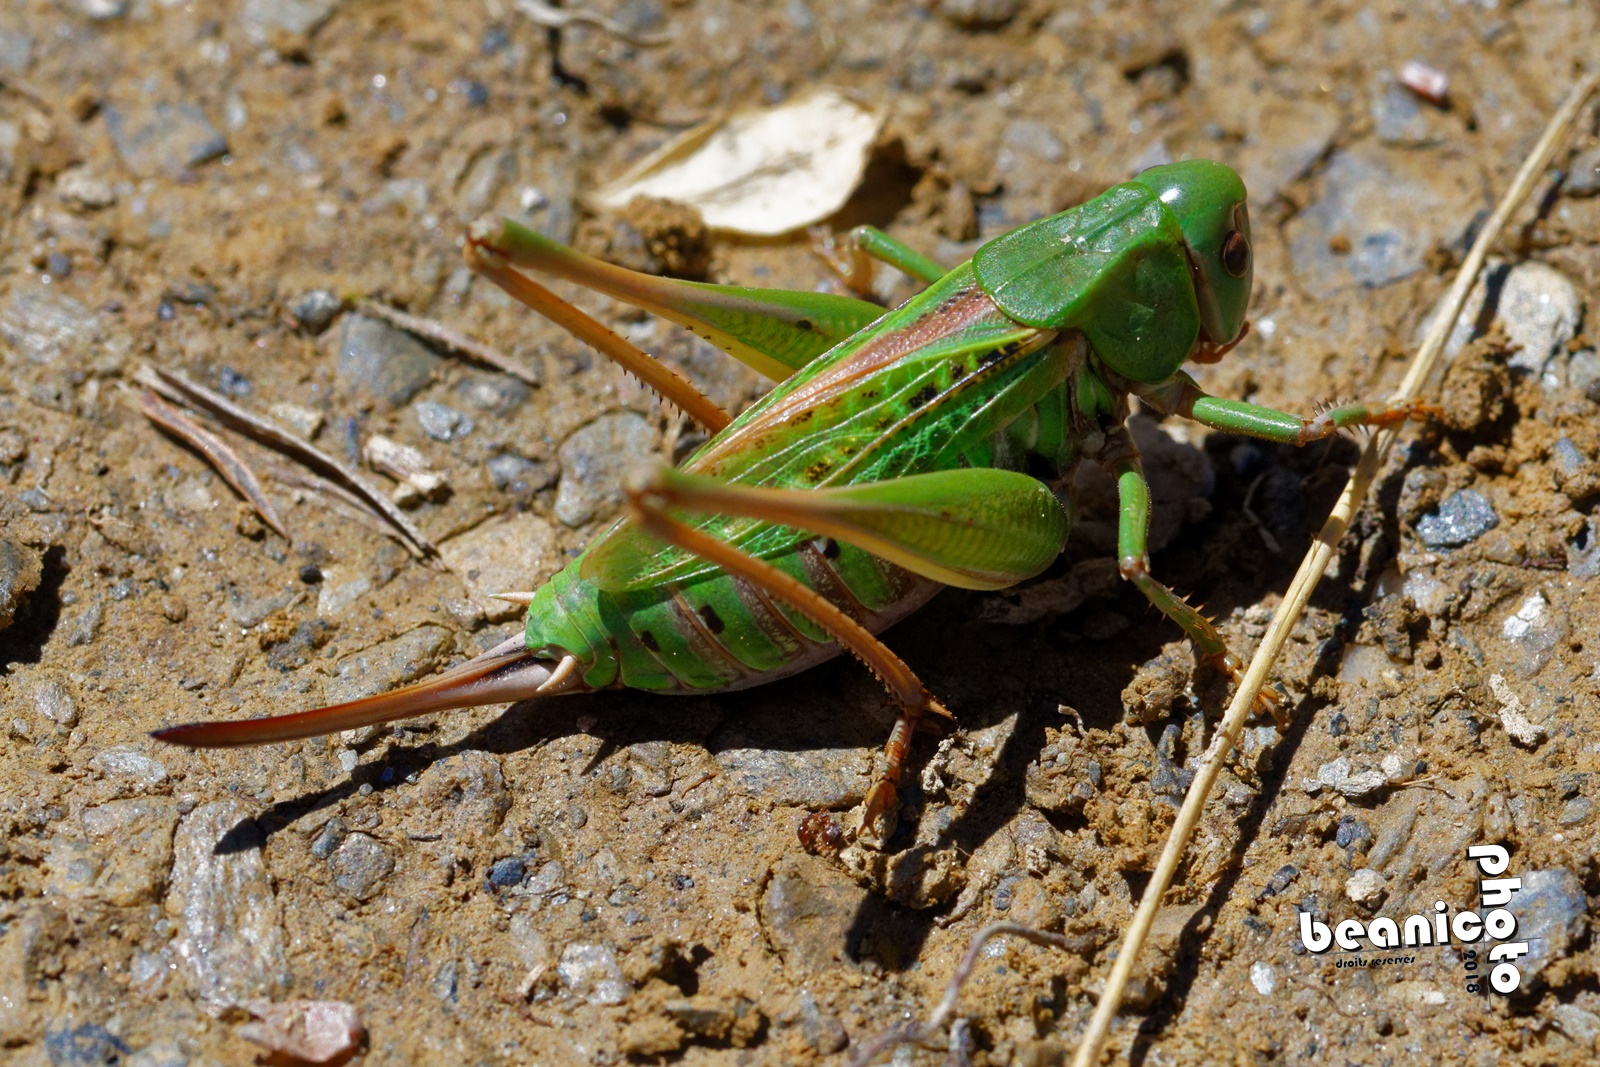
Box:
625;477;951;844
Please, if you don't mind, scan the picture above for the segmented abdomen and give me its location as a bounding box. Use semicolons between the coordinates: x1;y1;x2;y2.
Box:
526;537;939;693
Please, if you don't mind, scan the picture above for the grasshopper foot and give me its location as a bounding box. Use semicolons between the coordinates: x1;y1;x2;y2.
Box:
1213;651;1288;730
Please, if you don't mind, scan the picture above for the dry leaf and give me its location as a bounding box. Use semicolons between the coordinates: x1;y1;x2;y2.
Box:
590;90;882;236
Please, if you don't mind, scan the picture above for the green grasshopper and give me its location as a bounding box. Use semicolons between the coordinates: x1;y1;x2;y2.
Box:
155;160;1429;839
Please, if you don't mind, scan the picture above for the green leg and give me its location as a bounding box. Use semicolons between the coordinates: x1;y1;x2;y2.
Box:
1135;372;1436;445
811;225;947;296
1100;434;1286;727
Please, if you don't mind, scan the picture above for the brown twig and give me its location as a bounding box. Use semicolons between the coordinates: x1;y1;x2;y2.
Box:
133;365;438;560
137;389;291;540
355;299;543;389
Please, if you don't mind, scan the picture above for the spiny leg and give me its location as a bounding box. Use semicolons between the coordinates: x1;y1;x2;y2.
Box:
1099;432;1285;728
606;465;1070;842
810;224;947;298
1136;371;1437;444
465;232;732;434
622;479;952;843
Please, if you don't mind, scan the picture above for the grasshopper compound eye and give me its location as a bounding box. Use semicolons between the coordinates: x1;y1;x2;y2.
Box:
1221;230;1251;278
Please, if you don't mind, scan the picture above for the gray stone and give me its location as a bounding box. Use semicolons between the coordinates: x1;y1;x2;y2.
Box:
715;747;872;808
0;30;31;72
0;537;42;631
0;285;96;365
1429;261;1583;382
290;289;342;334
759;855;869;973
554;412;658;526
323;625;452;705
1416;489;1498;547
1290;144;1478;290
438;513;561;622
329;833;394;900
455;372;531;414
558;942;629;1005
46;798;178;906
1566;146;1600;197
1315;757;1387;799
799;991;848;1054
87;745;168;785
226;586;296;628
33;681;76;726
1511;869;1587;987
486;453;555;493
1498;592;1567;678
241;0;341;41
414;401;473;441
337;314;442;407
62;599;101;646
1553;437;1587;476
1558;796;1593;826
1372;82;1438;146
105;102;227;177
169;800;289;1006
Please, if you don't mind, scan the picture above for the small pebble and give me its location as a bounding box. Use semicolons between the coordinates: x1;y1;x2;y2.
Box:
1511;869;1588;986
1317;756;1387;798
55;167;117;210
88;745;168;784
338;315;442;407
1416;489;1498;547
329;833;394;900
269;402;324;440
1345;868;1387;907
558;943;629;1005
486;856;527;889
239;999;365;1065
33;681;77;726
1564;146;1600;197
1249;961;1277;996
414;401;473;441
554;412;658;526
105;101;227;176
1558;797;1593;826
291;289;342;334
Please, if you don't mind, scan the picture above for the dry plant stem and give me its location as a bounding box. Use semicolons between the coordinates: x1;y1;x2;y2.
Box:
1070;71;1600;1067
138;389;290;539
133;365;438;560
355;299;543;388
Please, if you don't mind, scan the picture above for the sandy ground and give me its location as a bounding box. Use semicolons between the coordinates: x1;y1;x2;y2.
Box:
3;1;1600;1064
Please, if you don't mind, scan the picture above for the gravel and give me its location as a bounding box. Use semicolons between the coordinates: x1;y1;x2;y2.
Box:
1416;489;1499;547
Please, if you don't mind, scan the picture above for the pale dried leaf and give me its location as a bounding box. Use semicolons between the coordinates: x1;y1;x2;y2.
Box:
590;90;882;236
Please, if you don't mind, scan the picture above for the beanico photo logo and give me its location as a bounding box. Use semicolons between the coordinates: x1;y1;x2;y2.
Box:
1298;845;1528;994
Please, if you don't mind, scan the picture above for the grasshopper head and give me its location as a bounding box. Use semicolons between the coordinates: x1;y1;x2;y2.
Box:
1131;160;1253;364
